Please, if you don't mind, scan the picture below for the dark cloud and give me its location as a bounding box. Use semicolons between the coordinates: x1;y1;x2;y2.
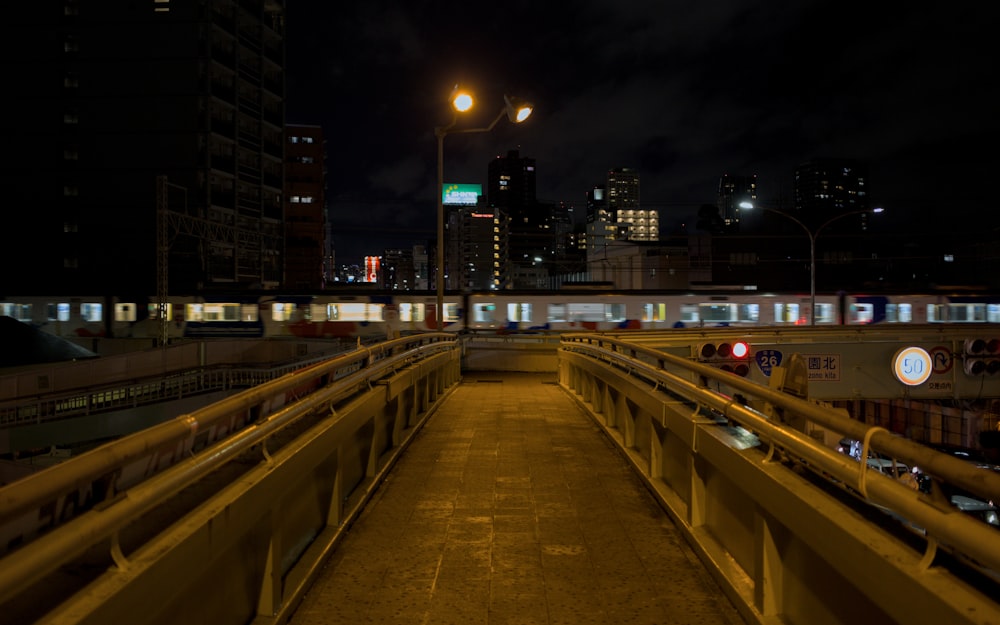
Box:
286;2;1000;261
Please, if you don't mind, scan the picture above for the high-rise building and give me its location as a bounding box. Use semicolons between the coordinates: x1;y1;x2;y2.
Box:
586;185;615;257
4;2;286;295
488;150;549;287
607;168;658;242
794;158;870;231
717;174;757;229
285;125;326;289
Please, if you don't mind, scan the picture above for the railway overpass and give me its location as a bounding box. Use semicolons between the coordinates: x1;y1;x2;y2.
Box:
1;327;999;625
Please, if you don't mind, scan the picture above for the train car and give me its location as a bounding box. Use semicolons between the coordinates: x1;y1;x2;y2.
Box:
4;290;1000;345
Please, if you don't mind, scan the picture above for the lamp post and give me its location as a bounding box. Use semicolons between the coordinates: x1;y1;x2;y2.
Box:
740;201;883;325
434;88;533;330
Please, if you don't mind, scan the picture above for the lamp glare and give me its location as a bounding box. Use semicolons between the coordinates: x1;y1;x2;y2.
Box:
515;105;532;122
452;92;474;112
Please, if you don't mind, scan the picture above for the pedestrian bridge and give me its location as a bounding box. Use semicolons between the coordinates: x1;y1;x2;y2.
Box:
0;329;998;625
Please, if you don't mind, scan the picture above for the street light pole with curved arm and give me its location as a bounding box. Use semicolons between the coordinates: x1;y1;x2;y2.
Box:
434;90;533;330
740;201;883;325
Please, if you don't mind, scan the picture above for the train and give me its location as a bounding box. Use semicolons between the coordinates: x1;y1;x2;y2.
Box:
3;288;1000;344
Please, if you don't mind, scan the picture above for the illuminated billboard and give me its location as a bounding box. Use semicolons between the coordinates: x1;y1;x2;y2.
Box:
443;183;482;206
364;256;380;283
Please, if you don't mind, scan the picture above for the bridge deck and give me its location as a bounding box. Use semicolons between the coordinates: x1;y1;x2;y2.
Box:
288;372;744;625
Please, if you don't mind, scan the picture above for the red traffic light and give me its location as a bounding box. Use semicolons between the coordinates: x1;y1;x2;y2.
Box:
696;341;752;376
731;341;750;359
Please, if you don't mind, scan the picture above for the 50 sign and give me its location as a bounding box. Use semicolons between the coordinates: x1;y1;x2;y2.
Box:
892;346;932;386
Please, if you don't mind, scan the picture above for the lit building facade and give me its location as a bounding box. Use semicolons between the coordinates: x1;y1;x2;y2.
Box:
607;168;658;242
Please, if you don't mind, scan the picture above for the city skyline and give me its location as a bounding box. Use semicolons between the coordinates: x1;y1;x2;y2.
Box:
285;2;1000;262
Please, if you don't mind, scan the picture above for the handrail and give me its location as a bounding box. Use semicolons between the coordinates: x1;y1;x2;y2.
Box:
0;334;456;527
560;333;1000;574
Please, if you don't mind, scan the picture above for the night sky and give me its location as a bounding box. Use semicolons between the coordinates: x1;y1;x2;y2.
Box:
284;2;1000;262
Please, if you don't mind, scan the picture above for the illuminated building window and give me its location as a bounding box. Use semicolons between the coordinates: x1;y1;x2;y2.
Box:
154;0;170;12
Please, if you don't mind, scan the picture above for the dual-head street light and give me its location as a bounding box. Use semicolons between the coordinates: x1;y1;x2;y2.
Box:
435;86;533;330
739;201;884;325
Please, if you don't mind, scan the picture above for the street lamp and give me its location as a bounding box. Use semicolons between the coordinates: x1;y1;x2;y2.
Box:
434;87;533;330
740;201;884;325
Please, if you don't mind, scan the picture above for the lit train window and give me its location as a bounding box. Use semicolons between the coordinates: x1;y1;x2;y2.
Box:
115;303;137;322
49;302;70;322
146;303;173;320
190;303;241;322
989;304;1000;323
442;303;459;323
399;302;425;322
927;304;944;323
607;303;626;322
241;303;258;321
548;303;567;322
814;303;835;324
80;302;103;322
642;303;667;322
472;303;496;323
774;302;801;324
566;303;604;322
740;303;760;322
680;304;699;323
948;303;987;322
307;304;325;321
1;302;33;322
885;304;913;323
334;303;384;322
507;303;532;322
271;303;296;322
849;303;873;324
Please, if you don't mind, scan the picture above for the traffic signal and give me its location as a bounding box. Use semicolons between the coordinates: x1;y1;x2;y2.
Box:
696;340;752;376
963;338;1000;375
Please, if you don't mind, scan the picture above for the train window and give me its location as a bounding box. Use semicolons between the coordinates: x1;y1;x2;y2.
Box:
885;303;913;323
398;302;425;322
814;302;835;324
740;303;760;322
336;303;384;322
948;303;987;322
700;303;734;323
642;303;667;322
774;302;802;324
927;304;944;323
80;302;102;322
271;303;296;322
507;303;532;322
849;303;874;324
114;303;137;322
199;303;240;322
2;302;33;322
48;302;70;322
442;303;459;323
241;303;258;322
566;303;604;322
548;303;567;322
472;303;496;323
680;304;699;323
146;303;173;320
607;303;626;322
990;304;1000;323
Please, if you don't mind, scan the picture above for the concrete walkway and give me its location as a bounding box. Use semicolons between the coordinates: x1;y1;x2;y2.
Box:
289;372;744;625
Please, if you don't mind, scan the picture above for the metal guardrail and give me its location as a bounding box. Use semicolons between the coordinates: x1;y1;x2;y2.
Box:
0;333;460;616
559;332;1000;625
0;349;350;428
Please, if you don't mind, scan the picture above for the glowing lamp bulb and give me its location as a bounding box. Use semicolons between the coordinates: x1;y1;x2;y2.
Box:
452;92;474;112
